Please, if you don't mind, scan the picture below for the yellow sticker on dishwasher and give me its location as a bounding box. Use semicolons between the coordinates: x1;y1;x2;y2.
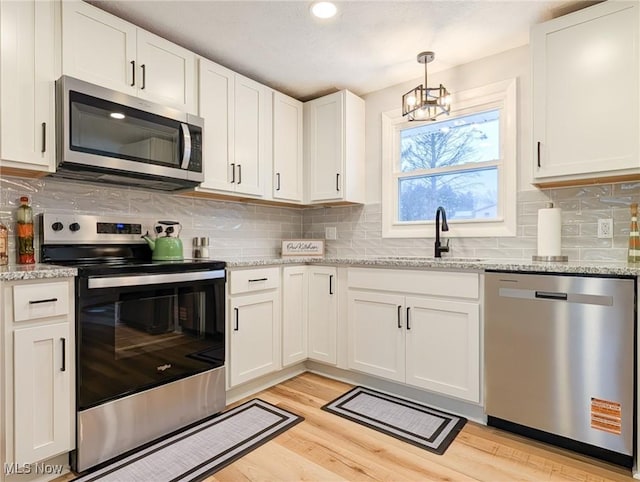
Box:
590;398;622;435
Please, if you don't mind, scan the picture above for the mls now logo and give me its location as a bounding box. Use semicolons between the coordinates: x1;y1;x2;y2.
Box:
3;463;64;475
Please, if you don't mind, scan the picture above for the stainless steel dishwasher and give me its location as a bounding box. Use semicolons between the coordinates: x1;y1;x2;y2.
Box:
485;271;635;467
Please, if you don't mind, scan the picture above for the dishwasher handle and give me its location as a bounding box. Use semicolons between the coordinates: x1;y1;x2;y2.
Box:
534;290;568;301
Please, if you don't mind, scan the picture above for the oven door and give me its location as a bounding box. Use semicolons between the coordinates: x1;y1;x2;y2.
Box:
76;269;225;410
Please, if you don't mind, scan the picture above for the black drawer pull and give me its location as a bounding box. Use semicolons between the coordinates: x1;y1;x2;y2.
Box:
41;122;46;153
29;298;58;305
248;278;268;282
234;307;239;331
535;291;567;301
406;307;411;330
329;274;334;295
61;337;66;372
130;60;136;86
537;141;541;168
397;305;402;328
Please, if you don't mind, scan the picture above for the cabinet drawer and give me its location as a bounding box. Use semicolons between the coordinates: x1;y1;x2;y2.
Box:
229;267;280;295
348;268;479;300
13;281;70;322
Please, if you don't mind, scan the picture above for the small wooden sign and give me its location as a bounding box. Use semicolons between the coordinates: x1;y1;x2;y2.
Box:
281;239;325;257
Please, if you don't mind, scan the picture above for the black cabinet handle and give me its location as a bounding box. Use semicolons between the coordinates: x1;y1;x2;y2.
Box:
141;64;146;90
60;337;66;372
397;305;402;328
41;122;46;153
329;274;334;295
537;141;541;168
130;60;136;86
276;173;281;191
237;164;242;184
28;298;58;305
230;163;236;183
248;278;268;282
406;307;411;330
234;307;239;331
336;173;340;192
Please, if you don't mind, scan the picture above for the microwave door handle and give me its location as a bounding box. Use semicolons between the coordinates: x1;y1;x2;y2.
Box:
180;123;192;169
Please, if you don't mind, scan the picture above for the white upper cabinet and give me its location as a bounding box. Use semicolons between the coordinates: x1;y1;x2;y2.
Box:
198;58;268;197
273;92;303;202
532;1;639;185
0;0;58;174
62;1;196;113
304;90;365;204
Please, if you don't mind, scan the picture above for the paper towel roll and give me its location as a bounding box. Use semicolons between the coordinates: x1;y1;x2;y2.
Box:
537;204;562;257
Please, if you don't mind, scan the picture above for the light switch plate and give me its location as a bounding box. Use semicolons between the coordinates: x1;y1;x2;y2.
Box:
325;226;337;240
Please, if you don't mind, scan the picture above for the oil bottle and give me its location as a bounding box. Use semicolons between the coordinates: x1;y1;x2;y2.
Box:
16;196;35;264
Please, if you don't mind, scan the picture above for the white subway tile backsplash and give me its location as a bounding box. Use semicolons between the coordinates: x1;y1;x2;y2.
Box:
3;174;638;264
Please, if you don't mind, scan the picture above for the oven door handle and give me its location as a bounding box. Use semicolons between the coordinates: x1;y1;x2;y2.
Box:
87;269;225;289
180;123;192;169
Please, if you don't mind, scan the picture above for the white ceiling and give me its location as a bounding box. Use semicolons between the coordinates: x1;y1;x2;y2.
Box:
88;0;592;101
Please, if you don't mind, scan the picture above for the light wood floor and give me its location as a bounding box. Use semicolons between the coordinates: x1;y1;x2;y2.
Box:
208;372;634;482
56;372;634;481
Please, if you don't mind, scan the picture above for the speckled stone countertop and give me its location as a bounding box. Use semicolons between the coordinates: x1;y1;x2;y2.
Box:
225;256;640;276
0;264;77;281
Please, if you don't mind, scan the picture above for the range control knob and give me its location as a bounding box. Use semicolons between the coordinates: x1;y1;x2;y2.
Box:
51;222;64;232
69;222;81;232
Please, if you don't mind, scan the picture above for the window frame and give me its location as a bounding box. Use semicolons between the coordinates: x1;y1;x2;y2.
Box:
381;78;517;238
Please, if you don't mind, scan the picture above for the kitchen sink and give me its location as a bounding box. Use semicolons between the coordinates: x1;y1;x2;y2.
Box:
376;256;486;262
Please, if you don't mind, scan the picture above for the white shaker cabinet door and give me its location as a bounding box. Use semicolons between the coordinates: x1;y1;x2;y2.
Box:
282;266;308;367
347;290;405;382
198;58;235;192
13;322;73;464
233;74;268;197
0;0;57;171
229;292;280;387
62;0;137;95
136;29;196;113
273;92;303;202
405;297;480;403
308;267;337;365
532;1;639;180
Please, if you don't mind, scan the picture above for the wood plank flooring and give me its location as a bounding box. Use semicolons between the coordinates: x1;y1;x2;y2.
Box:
56;372;634;481
208;372;634;482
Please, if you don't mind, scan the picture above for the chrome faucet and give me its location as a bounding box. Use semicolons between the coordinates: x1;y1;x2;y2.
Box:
434;206;449;258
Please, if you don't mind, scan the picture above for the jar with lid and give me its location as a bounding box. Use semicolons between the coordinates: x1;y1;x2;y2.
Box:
0;221;8;266
16;196;35;264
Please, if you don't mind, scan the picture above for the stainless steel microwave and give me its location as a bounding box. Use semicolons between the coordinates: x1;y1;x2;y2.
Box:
55;76;204;191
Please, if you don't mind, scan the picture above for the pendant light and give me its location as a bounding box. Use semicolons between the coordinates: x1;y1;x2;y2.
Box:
402;51;451;121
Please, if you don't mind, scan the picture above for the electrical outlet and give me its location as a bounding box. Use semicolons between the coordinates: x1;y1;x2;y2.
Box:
325;226;337;240
597;218;613;239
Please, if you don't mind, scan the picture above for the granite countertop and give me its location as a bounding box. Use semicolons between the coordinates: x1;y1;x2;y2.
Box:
225;256;640;276
0;264;78;281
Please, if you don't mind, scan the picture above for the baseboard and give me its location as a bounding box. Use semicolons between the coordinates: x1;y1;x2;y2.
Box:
225;363;307;405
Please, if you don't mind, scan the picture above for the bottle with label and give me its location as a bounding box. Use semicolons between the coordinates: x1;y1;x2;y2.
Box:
16;196;35;264
628;203;640;263
0;221;8;265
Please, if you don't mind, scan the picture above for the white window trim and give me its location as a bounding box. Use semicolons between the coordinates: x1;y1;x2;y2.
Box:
381;78;517;238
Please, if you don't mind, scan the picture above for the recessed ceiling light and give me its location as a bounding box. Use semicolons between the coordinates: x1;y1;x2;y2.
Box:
311;1;337;19
110;112;126;120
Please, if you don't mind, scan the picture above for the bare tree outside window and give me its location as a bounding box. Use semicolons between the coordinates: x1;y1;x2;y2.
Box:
398;110;500;222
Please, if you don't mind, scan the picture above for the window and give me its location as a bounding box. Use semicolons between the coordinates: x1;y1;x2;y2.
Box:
382;79;517;238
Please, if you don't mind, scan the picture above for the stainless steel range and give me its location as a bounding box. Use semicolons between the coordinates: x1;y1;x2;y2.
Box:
39;214;226;472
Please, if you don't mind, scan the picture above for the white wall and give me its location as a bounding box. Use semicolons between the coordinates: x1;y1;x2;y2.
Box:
362;44;533;204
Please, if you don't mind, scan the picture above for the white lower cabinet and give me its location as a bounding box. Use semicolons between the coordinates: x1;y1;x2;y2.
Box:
347;268;481;403
14;323;72;464
307;267;337;364
228;268;281;387
404;297;480;401
1;278;75;473
282;266;308;366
